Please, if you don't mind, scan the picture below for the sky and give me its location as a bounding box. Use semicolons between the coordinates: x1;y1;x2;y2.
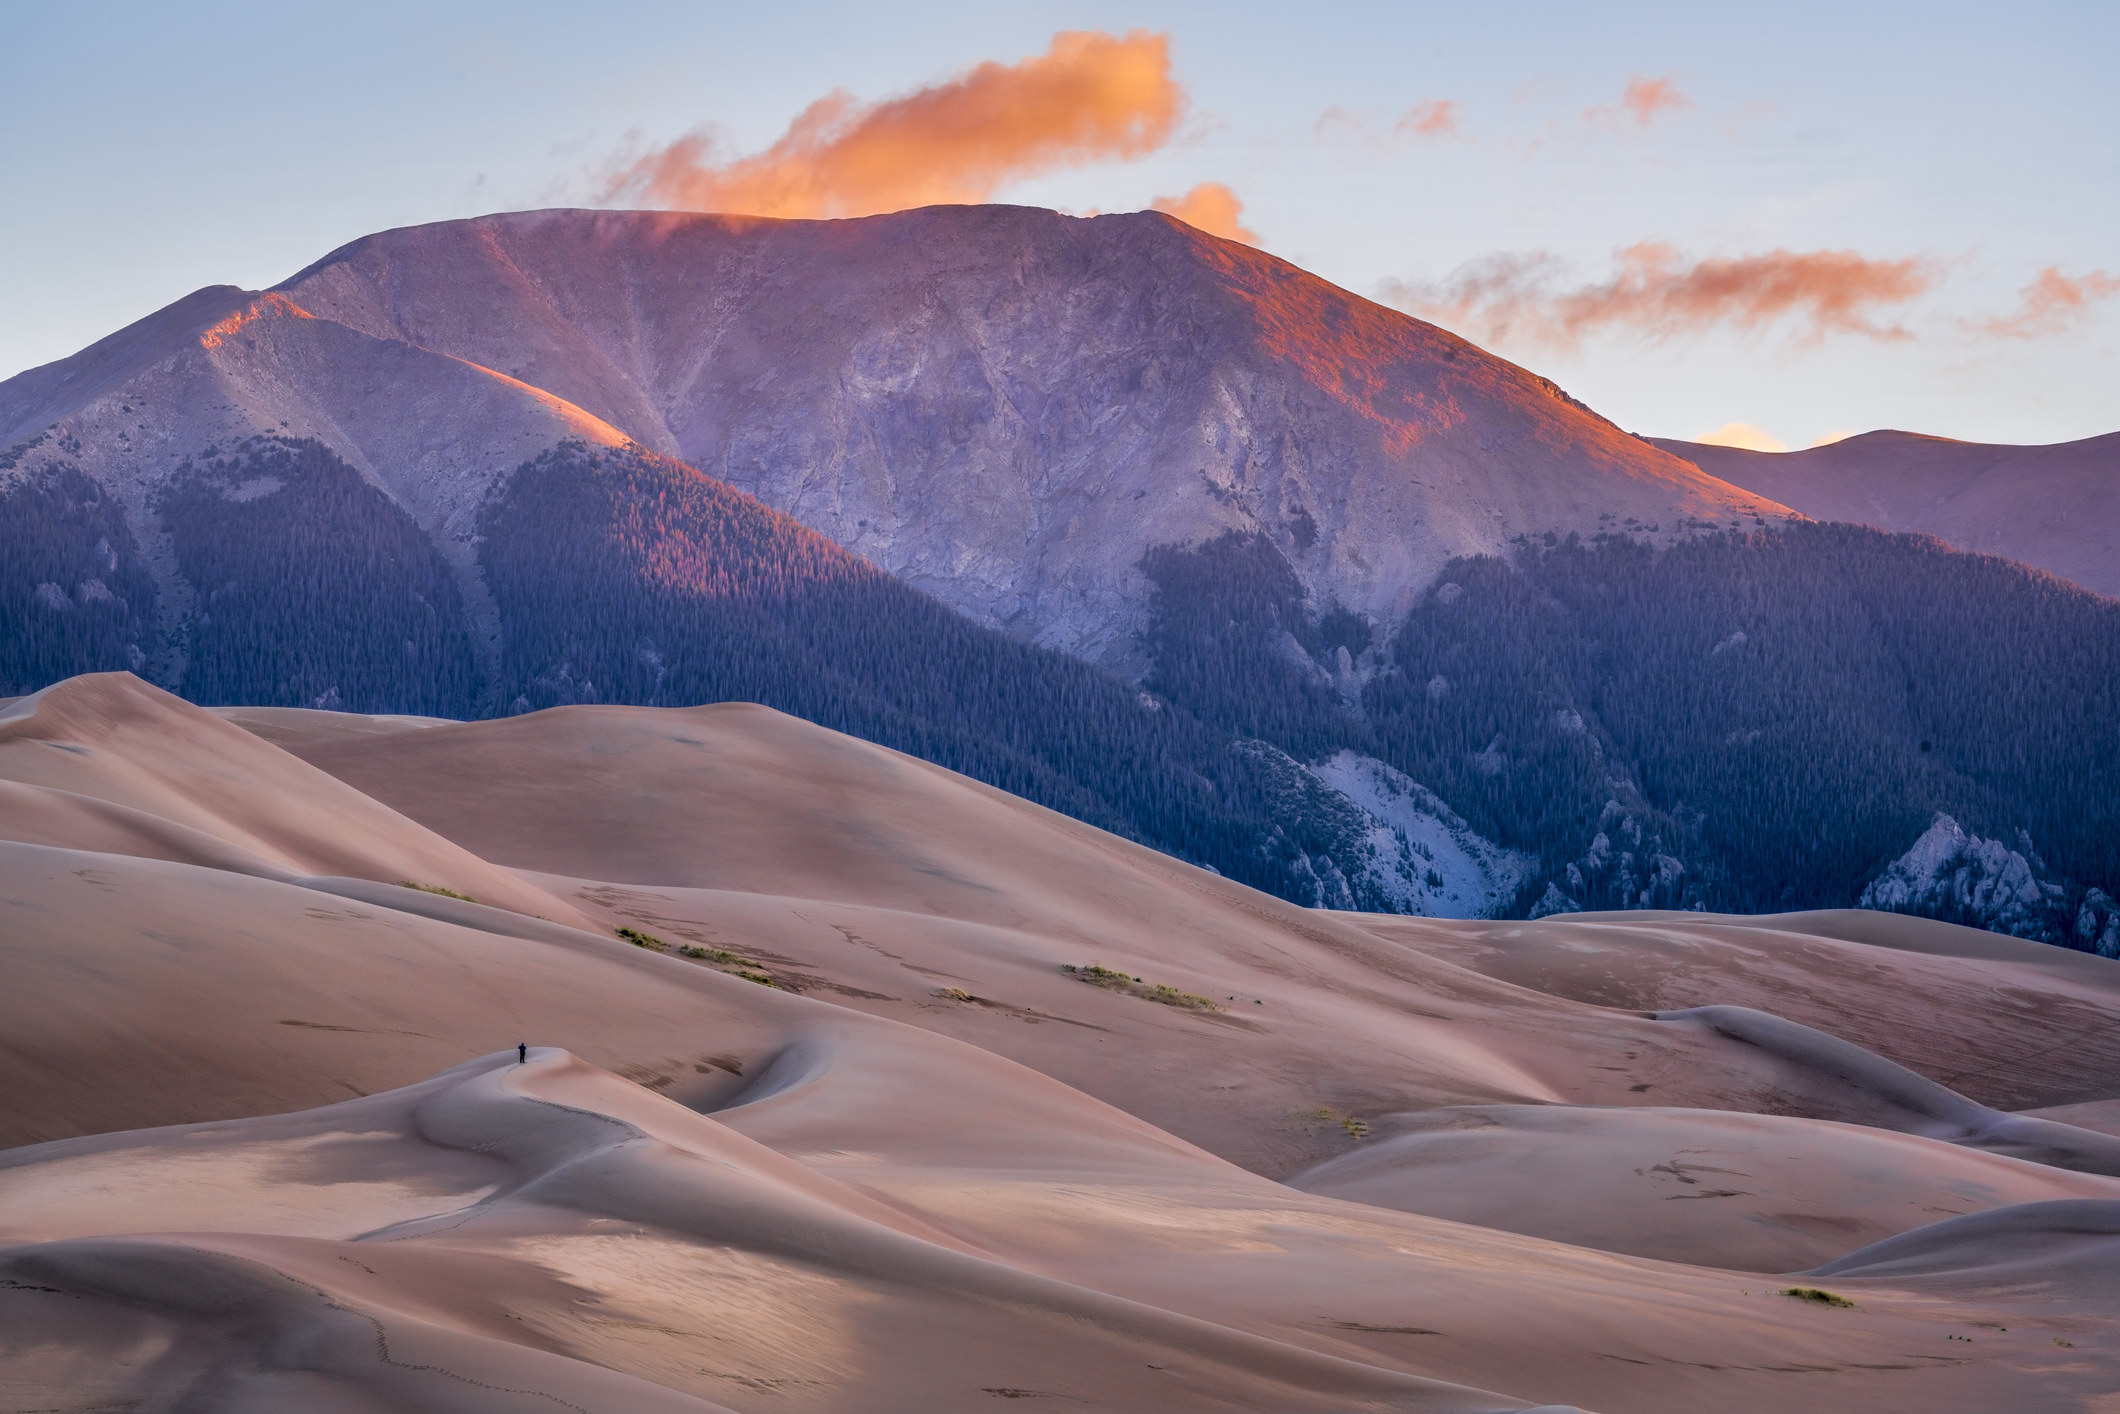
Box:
2;0;2114;448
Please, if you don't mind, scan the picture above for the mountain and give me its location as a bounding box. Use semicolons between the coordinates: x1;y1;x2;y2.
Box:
1653;430;2120;600
4;206;2115;945
2;205;1793;673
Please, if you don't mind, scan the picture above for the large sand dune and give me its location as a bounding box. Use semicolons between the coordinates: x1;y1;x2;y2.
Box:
4;672;2118;1410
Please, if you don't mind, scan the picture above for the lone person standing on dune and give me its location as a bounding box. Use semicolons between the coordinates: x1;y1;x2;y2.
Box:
518;1042;527;1064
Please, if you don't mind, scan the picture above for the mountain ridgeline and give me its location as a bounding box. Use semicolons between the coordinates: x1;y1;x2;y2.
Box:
1137;524;2120;948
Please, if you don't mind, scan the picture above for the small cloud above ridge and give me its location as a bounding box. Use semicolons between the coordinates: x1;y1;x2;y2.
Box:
1150;182;1259;245
1697;422;1787;453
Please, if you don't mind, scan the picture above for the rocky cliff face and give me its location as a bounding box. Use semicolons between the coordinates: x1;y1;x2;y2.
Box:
2;205;1794;679
1861;813;2120;952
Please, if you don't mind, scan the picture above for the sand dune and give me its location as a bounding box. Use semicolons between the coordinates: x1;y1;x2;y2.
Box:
4;678;2119;1410
0;675;590;928
1289;1103;2120;1273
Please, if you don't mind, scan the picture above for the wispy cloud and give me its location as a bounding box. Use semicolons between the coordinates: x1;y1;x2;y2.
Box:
1970;266;2120;339
1314;97;1462;144
601;31;1183;219
1384;243;1937;349
1150;182;1258;245
1584;74;1692;128
1397;99;1460;138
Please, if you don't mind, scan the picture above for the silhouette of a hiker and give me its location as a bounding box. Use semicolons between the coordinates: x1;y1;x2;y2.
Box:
517;1042;527;1064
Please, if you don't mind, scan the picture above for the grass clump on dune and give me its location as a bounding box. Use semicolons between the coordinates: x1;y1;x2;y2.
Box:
634;932;777;987
1063;963;1220;1011
401;881;476;903
1782;1287;1855;1308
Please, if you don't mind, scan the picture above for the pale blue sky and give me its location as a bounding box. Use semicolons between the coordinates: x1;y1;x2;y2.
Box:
3;0;2113;446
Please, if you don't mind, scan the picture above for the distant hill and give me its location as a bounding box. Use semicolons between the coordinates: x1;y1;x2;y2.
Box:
1653;430;2120;600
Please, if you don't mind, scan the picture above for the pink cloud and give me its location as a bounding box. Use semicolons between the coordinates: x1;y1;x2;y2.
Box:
1585;74;1692;128
1396;99;1460;138
1971;266;2120;339
1385;242;1937;348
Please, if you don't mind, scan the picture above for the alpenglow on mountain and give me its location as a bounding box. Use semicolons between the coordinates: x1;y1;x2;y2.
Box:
2;204;2115;947
0;205;1794;671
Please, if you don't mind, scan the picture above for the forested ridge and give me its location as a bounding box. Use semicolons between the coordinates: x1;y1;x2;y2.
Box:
6;433;2115;949
475;440;1363;900
1139;525;2120;946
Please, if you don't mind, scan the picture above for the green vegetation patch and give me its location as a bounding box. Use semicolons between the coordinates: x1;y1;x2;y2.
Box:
1783;1287;1855;1308
401;881;476;903
617;926;667;952
1063;963;1220;1011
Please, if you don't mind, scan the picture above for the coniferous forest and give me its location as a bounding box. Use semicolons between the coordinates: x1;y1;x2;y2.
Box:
5;435;2116;949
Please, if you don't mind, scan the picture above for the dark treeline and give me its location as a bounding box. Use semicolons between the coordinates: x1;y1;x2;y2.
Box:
1138;524;2120;941
0;461;159;694
154;440;481;714
478;442;1356;898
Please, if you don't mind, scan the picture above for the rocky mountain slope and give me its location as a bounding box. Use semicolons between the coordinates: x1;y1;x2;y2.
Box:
1655;430;2120;600
2;205;1793;673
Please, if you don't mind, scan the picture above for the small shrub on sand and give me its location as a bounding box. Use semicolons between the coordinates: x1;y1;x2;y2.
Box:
401;881;476;903
735;969;777;988
1063;964;1220;1011
938;986;975;1002
1783;1287;1854;1308
675;943;762;967
617;926;667;952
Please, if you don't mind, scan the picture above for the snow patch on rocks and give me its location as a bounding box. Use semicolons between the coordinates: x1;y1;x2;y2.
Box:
1859;813;2070;941
1306;750;1534;916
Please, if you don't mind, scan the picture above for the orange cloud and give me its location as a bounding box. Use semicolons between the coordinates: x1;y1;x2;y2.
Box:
1396;99;1459;138
605;31;1183;218
1585;74;1691;128
1150;182;1258;245
1385;242;1936;348
1972;266;2120;339
1698;422;1787;453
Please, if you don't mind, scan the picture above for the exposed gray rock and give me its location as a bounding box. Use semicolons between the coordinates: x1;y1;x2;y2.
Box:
1860;813;2072;941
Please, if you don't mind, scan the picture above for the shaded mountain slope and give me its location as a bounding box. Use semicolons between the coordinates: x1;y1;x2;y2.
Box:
1133;522;2120;944
1654;430;2120;600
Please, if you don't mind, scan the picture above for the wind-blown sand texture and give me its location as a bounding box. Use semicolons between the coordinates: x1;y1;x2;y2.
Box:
4;672;2118;1411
